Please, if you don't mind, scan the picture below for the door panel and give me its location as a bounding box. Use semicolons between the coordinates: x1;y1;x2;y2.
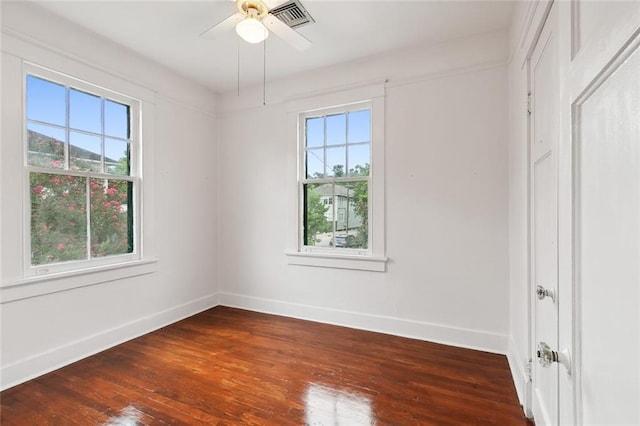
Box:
574;0;638;54
530;5;560;425
575;42;640;425
570;0;640;98
533;152;559;424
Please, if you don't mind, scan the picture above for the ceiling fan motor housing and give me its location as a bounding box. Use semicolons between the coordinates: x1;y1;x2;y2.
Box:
237;0;269;19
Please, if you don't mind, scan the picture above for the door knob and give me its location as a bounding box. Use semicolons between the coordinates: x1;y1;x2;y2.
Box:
536;341;557;367
536;285;555;301
537;341;571;374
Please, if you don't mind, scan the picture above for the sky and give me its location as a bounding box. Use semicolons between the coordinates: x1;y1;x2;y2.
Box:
26;75;130;165
305;109;370;179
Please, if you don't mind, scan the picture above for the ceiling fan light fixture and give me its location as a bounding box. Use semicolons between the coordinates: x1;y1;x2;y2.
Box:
236;17;269;44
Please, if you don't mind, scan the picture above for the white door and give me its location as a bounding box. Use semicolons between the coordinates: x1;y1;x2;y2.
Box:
570;1;640;424
529;4;560;425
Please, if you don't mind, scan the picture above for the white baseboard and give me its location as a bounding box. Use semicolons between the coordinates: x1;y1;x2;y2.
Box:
218;292;508;354
1;293;219;391
507;336;531;414
2;292;509;391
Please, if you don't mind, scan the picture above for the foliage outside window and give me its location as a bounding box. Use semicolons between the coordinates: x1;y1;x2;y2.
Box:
26;73;138;269
301;105;371;252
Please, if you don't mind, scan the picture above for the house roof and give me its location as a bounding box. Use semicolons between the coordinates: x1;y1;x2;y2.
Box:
28;129;119;165
313;183;354;198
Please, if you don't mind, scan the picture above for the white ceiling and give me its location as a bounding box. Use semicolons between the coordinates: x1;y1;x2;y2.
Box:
31;1;514;94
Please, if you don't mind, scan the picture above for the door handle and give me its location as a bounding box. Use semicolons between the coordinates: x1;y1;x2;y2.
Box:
537;341;571;374
536;285;556;302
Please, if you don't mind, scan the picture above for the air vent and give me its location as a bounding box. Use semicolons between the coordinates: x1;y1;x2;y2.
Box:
270;0;315;29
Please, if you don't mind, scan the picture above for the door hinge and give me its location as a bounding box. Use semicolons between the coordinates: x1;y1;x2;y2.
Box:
526;358;533;382
527;92;532;115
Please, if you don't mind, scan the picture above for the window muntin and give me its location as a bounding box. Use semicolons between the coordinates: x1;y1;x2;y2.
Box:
25;71;138;271
300;104;371;253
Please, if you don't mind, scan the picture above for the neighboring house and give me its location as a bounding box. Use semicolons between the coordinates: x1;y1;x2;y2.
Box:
314;183;362;231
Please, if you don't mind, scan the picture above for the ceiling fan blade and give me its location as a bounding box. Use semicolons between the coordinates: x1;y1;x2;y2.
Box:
263;14;312;51
200;13;245;39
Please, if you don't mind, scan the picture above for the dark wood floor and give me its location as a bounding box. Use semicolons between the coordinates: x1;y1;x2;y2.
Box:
1;307;531;425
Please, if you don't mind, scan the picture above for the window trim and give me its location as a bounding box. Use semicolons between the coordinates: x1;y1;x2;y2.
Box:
22;63;143;278
1;259;157;304
285;83;387;272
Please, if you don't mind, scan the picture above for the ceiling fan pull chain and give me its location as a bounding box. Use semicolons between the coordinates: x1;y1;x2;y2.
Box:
237;36;241;97
263;38;267;106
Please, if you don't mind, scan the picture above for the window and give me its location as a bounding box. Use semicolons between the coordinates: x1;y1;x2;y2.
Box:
285;84;386;272
301;105;371;251
25;68;140;274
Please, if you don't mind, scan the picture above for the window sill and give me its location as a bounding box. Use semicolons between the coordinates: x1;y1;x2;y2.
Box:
285;251;387;272
0;258;158;304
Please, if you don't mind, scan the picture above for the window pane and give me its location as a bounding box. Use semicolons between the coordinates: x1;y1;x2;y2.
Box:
30;173;87;265
348;110;371;143
90;178;133;258
348;144;370;176
70;131;102;172
26;75;66;126
326;113;346;146
306;117;323;148
303;183;331;247
105;100;129;139
306;148;324;179
105;138;130;175
27;123;65;169
335;181;368;250
70;89;101;133
326;146;346;178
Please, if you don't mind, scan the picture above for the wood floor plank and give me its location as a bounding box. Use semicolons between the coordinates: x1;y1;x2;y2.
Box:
1;306;532;425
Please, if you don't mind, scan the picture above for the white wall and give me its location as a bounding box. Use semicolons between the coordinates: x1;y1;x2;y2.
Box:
217;31;511;353
0;2;219;389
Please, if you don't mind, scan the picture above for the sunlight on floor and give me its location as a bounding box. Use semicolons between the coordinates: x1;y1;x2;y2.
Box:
305;383;373;425
104;404;143;426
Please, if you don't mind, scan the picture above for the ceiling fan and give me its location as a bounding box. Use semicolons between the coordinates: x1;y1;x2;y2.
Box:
200;0;313;51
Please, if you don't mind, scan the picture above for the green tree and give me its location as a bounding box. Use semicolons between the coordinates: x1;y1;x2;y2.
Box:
110;150;130;175
332;164;345;177
348;163;369;248
305;185;331;245
312;164;344;179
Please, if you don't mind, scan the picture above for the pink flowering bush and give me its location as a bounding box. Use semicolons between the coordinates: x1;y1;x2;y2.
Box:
30;172;131;265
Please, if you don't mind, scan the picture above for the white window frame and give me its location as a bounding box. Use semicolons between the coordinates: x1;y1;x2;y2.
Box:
285;84;387;272
299;102;372;254
23;64;143;277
